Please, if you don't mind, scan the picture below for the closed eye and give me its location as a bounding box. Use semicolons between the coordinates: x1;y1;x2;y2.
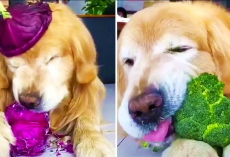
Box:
46;55;60;64
168;46;191;53
9;64;20;69
8;62;23;69
6;58;25;69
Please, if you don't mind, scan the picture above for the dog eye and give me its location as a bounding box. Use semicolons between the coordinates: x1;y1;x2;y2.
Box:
47;55;60;64
169;46;191;53
124;58;134;66
8;63;22;69
9;64;19;69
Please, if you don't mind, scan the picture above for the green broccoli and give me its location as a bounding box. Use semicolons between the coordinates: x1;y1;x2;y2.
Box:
174;73;230;147
0;2;11;19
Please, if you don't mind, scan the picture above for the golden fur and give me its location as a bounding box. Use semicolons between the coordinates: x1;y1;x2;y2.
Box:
0;3;114;157
118;1;230;157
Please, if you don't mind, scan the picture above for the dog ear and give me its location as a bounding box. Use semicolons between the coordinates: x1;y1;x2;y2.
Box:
117;38;126;108
207;18;230;95
0;54;13;111
49;3;97;84
50;17;105;131
0;55;8;89
70;21;97;84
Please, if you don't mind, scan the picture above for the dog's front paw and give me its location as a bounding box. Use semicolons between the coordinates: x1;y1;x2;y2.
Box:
0;135;12;157
76;135;115;157
0;112;15;157
162;139;218;157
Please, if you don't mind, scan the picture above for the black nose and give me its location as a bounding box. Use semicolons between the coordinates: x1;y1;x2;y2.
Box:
19;93;41;109
128;90;163;125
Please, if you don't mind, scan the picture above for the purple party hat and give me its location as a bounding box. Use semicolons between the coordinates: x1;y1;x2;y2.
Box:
0;2;52;57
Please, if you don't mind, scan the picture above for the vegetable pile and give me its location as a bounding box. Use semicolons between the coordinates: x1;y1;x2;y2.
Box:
174;73;230;147
5;102;49;156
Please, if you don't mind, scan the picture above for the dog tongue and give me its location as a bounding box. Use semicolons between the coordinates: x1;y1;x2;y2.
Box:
142;120;170;142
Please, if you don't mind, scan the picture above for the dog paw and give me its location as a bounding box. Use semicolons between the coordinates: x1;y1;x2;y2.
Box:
162;139;218;157
0;112;15;157
76;135;115;157
0;135;11;157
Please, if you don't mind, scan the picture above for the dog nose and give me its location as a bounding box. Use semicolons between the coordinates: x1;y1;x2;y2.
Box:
128;91;163;125
19;93;41;109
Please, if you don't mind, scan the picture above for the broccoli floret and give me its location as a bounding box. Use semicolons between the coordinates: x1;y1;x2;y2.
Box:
174;73;230;147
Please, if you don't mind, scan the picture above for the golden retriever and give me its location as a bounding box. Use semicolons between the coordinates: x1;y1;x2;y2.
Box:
117;1;230;157
0;3;114;157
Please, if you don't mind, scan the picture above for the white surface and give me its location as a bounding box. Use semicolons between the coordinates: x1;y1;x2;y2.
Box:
117;136;162;157
38;84;115;157
38;150;74;157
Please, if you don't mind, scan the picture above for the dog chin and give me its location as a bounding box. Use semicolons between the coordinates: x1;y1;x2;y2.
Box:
29;105;54;113
146;135;175;149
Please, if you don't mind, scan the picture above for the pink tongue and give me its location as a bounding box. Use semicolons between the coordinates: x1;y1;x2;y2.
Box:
142;120;170;142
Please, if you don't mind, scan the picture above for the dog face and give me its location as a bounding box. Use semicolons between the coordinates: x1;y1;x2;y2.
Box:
0;3;97;113
118;2;230;142
5;42;74;112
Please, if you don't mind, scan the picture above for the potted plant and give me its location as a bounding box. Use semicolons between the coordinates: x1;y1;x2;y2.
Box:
79;0;115;84
81;0;115;15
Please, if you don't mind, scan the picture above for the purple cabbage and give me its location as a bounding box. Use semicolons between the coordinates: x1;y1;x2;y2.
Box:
0;2;52;57
5;102;49;156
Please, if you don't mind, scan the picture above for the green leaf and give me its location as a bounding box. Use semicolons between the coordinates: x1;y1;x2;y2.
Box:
86;1;92;4
81;6;86;10
91;1;98;5
152;147;159;152
141;141;149;148
97;8;103;15
83;0;110;15
99;1;107;6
